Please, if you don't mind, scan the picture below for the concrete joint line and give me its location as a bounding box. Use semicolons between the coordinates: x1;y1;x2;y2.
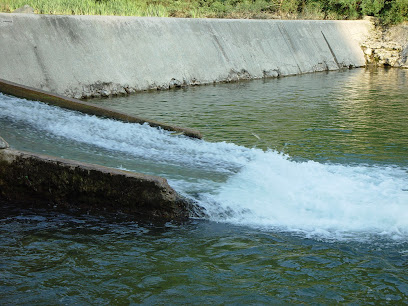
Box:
321;31;341;69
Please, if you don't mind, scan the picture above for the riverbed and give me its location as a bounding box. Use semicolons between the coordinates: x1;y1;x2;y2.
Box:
1;68;407;303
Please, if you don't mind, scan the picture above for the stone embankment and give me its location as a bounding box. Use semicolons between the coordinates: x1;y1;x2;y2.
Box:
0;14;370;99
0;136;192;220
361;20;408;68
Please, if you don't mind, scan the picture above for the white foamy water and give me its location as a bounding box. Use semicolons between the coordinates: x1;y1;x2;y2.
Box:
200;151;408;240
0;94;250;173
1;94;408;241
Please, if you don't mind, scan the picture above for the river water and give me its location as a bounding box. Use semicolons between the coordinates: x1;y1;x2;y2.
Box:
1;68;407;304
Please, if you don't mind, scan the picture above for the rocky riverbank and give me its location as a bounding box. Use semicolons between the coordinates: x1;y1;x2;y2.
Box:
361;19;408;68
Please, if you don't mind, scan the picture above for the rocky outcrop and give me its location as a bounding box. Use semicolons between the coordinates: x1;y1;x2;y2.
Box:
361;20;408;68
0;147;193;220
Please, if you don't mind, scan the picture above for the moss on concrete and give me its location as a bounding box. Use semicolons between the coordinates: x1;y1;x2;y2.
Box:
0;148;192;220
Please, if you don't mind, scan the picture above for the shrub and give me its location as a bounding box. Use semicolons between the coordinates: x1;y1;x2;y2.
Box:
0;0;406;24
361;0;385;17
382;0;408;24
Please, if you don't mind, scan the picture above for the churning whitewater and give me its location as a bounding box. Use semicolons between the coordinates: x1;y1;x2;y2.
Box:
1;94;408;241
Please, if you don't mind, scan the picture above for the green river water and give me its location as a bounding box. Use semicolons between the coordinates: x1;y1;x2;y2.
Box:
0;68;407;304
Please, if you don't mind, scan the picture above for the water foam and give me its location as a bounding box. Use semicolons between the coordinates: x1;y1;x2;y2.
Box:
200;151;408;240
0;94;251;173
1;94;408;241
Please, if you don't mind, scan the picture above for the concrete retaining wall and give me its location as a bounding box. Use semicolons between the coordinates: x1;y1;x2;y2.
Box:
0;14;371;99
0;142;192;220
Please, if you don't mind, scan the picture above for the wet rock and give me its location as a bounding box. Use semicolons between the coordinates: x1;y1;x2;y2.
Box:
123;84;134;94
362;21;408;68
169;78;182;89
190;78;200;86
73;92;82;99
13;5;35;14
263;69;280;78
100;90;110;97
117;87;127;95
0;136;9;149
227;69;252;82
64;81;137;98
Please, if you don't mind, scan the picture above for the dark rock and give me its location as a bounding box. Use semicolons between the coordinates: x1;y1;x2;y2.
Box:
262;69;280;78
169;78;182;89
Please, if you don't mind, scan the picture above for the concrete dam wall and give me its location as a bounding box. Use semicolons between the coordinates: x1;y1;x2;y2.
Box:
0;14;371;99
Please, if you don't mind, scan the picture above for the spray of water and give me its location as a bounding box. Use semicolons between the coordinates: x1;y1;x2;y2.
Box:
200;151;408;240
1;94;407;241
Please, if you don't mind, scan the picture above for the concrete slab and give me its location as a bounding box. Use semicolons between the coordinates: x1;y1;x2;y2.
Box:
0;147;193;220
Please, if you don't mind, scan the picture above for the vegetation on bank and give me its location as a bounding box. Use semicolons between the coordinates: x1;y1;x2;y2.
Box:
1;0;407;24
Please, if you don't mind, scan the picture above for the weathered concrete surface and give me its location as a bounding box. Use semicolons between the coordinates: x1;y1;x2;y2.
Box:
0;147;192;220
0;78;202;139
0;14;371;98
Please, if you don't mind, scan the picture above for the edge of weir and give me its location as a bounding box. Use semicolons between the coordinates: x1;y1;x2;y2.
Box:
0;140;194;220
0;78;202;139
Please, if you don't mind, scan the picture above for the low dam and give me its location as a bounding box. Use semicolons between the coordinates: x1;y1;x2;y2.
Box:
0;10;407;302
0;13;371;98
0;14;373;220
1;69;408;304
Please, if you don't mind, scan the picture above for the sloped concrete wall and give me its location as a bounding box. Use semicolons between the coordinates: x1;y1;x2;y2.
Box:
0;14;371;98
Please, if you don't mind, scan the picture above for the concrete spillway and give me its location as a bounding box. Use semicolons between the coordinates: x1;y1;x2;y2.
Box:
0;14;371;99
0;14;372;220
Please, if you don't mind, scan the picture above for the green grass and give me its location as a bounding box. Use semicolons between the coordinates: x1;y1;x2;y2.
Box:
1;0;407;24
